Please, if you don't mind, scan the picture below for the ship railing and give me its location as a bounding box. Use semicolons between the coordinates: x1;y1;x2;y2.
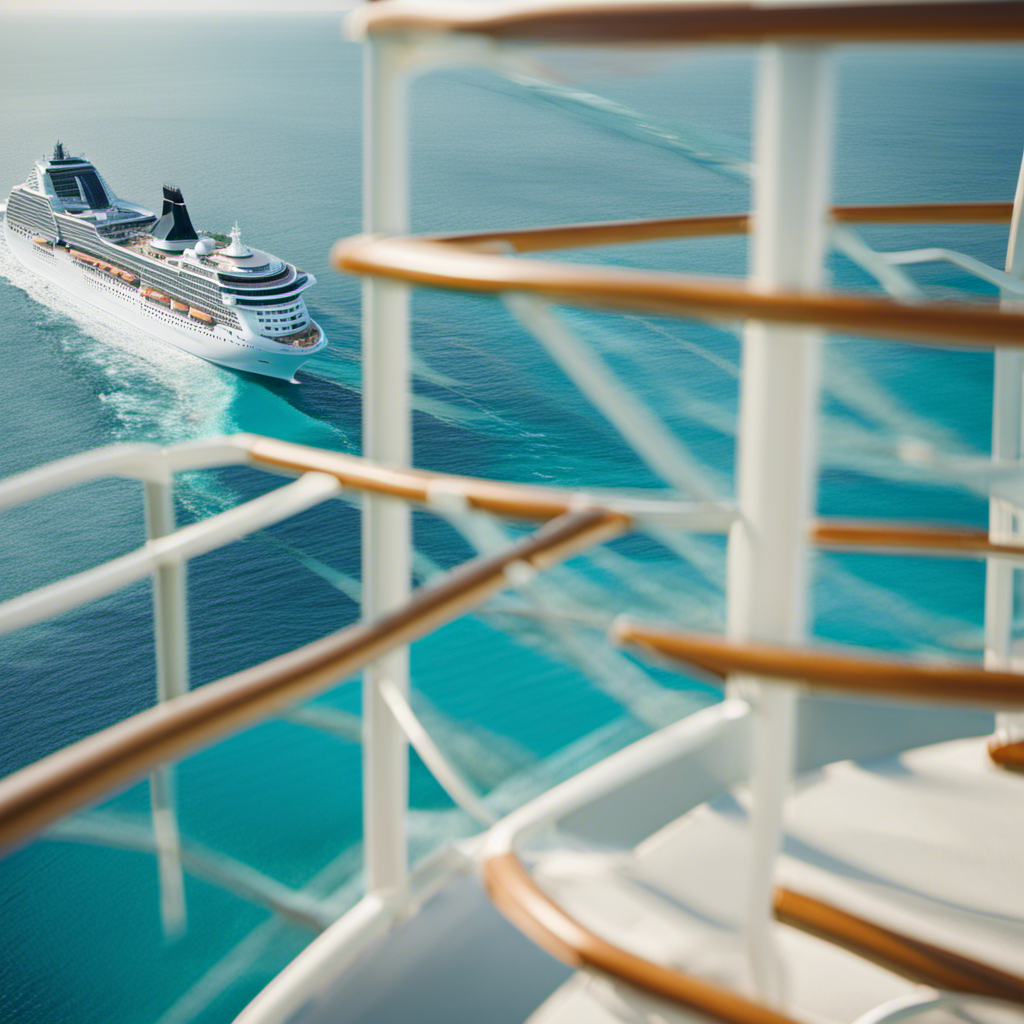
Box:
1;442;1024;1011
272;324;322;347
0;432;736;937
329;211;1024;1012
0;432;1021;936
334;201;1023;351
469;631;1024;1024
0;434;1022;1019
316;1;1024;1018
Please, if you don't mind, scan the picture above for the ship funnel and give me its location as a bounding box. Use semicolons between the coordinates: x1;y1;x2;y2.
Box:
151;184;199;252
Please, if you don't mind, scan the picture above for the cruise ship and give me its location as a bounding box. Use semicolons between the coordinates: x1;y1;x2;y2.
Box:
2;143;327;380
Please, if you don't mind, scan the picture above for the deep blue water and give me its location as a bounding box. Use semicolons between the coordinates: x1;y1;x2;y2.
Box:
1;13;1022;1023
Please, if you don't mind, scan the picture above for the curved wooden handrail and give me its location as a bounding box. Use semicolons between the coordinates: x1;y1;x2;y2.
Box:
484;850;1024;1015
443;203;1013;255
612;622;1024;707
250;439;1024;550
810;519;1024;559
0;508;627;856
334;234;1024;351
247;439;1024;558
245;435;580;521
483;850;806;1024
352;0;1024;45
988;738;1024;772
776;889;1024;1003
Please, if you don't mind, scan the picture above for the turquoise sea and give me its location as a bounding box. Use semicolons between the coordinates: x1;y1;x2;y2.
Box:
1;13;1023;1023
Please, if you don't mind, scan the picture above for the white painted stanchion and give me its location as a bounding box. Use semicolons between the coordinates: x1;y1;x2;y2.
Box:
987;150;1024;744
144;476;189;938
725;45;834;1005
362;38;412;892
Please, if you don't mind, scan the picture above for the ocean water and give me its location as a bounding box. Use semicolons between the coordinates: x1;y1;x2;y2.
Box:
0;13;1022;1023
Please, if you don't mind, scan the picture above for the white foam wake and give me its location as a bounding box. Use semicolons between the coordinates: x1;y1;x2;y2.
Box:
0;232;237;448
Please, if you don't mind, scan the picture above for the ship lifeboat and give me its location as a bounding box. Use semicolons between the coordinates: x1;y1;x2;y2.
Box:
170;300;188;312
70;250;98;265
188;308;213;323
32;237;52;248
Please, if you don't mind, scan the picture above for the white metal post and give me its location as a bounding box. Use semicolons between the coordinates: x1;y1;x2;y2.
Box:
362;38;411;892
987;149;1024;743
725;45;834;1005
144;476;189;937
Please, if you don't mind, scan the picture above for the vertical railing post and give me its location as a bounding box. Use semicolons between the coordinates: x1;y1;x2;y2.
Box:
361;37;411;893
986;149;1024;742
144;473;189;937
725;45;834;1005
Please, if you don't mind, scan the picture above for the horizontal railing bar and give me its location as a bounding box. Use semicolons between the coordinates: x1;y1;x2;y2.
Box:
775;888;1024;1002
8;436;1016;552
0;473;343;637
245;435;735;527
810;519;1024;560
0;437;251;512
0;433;727;527
350;0;1024;45
334;235;1024;350
483;850;805;1024
246;435;579;519
0;508;627;856
0;443;163;511
439;203;1013;255
988;738;1024;772
612;622;1024;707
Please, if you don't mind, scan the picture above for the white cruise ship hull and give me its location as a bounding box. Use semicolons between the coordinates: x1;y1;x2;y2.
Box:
3;219;323;382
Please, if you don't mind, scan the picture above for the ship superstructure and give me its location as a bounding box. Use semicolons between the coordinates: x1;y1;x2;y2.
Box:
2;143;326;380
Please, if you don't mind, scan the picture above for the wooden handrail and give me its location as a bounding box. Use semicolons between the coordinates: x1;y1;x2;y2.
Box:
246;440;1024;558
483;850;806;1024
245;435;580;521
484;851;1024;1015
353;0;1024;44
248;440;1023;550
988;738;1024;772
612;623;1024;707
441;204;1013;255
0;508;627;856
775;889;1024;1003
334;234;1024;351
810;519;1024;559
